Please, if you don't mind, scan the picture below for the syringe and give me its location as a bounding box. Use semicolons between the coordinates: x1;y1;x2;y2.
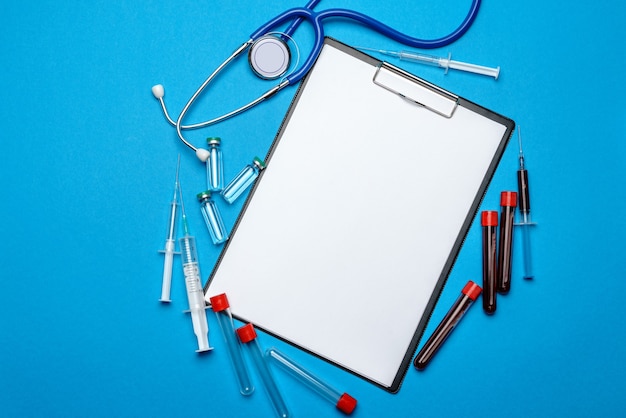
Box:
514;128;536;280
358;47;500;79
178;182;213;352
158;155;181;303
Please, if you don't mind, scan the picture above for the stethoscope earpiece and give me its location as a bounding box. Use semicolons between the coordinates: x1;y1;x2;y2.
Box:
195;148;210;162
248;35;291;80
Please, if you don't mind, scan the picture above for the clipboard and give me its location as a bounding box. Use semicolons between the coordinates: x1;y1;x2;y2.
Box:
205;38;515;393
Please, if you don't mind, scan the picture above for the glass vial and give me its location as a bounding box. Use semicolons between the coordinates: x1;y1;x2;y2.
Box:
222;157;266;204
206;137;224;192
197;191;228;245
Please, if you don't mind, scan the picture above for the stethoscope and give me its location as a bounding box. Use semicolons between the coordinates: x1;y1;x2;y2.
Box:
152;0;481;161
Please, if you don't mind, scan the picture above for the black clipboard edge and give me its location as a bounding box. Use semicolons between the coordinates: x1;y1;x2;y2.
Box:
205;36;516;393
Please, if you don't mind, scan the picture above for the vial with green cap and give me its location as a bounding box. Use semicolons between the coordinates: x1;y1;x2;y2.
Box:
222;157;266;204
197;190;228;245
206;137;224;192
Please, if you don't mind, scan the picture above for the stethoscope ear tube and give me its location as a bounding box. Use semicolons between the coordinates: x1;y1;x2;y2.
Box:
154;0;482;155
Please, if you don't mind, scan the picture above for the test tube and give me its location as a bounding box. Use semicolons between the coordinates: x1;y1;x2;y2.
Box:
209;293;254;396
222;157;266;204
481;211;498;314
497;192;517;294
197;191;228;245
179;235;212;352
237;323;290;418
206;137;224;192
266;348;357;415
414;281;482;370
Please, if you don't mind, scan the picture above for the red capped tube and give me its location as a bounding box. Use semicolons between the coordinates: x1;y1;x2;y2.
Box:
497;192;517;294
266;347;357;415
209;293;254;396
481;211;498;314
237;324;290;418
414;281;482;370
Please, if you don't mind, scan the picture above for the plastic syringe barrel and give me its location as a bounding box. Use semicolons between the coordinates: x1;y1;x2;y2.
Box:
237;324;290;418
159;239;175;302
266;348;357;415
179;235;212;352
209;294;254;396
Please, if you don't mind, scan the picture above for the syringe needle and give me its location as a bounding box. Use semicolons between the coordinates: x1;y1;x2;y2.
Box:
514;128;535;280
518;127;525;170
159;155;181;303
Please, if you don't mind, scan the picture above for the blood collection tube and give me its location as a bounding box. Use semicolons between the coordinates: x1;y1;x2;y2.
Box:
237;324;290;418
481;211;498;314
497;191;517;294
197;191;228;245
414;281;482;370
206;137;224;192
222;157;266;204
266;348;357;415
209;293;254;396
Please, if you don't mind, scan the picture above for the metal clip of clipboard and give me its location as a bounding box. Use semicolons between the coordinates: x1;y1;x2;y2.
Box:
373;62;459;118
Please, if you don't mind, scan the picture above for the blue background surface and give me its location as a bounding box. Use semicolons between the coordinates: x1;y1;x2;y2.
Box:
1;1;625;417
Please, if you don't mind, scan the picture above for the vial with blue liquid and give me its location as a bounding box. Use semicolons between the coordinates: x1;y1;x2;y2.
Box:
222;156;266;204
197;190;228;245
206;137;224;192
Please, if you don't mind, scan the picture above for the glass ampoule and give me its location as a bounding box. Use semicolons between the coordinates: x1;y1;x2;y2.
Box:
222;157;266;204
197;190;228;245
206;137;224;192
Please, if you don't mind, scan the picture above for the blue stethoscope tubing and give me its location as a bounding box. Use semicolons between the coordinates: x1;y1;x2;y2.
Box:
154;0;482;156
252;2;481;85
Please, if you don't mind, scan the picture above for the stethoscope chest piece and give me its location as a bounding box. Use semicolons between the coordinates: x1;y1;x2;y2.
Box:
248;35;291;79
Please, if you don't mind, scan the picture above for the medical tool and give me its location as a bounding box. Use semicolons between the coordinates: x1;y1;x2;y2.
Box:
266;348;357;415
152;0;482;159
197;190;228;244
497;192;517;294
515;129;535;280
209;293;254;396
158;155;181;303
358;48;499;79
481;211;498;314
206;137;224;192
179;185;213;352
222;157;266;204
414;281;482;370
237;324;290;418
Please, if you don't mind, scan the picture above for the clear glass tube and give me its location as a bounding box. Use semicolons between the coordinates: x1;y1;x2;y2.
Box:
179;235;212;352
497;192;517;294
209;294;254;396
206;137;224;192
197;191;228;244
414;281;481;370
481;211;498;314
222;157;266;204
237;324;290;418
266;348;357;414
